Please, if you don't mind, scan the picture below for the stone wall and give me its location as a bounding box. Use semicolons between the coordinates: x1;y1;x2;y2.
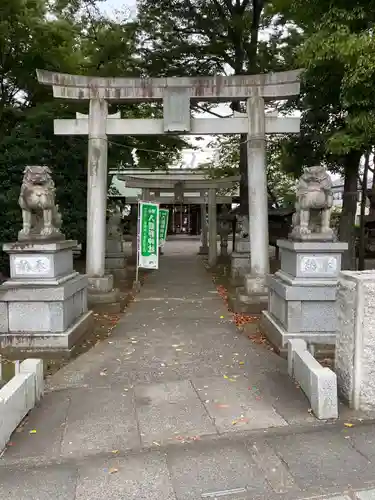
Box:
335;271;375;411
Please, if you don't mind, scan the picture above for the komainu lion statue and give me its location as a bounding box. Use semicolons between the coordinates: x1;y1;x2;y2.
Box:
291;165;334;239
18;165;63;240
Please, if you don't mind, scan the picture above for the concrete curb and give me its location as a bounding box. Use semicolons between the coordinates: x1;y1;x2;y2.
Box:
0;359;44;452
288;339;338;420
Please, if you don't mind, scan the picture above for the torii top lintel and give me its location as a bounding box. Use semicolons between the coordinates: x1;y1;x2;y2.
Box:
120;175;240;190
36;69;302;103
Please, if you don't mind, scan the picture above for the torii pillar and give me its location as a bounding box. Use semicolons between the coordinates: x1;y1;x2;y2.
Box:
78;108;121;305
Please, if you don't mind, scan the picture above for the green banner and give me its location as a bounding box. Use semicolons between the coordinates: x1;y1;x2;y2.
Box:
159;209;169;246
138;201;160;269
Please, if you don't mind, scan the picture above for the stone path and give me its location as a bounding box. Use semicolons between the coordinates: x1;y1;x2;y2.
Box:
1;239;375;499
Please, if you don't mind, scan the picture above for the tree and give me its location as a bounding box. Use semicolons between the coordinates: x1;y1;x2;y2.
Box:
0;0;188;274
270;0;375;268
136;0;298;212
204;134;296;207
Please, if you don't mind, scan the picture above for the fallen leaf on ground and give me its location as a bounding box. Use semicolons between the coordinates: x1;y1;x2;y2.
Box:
232;417;249;425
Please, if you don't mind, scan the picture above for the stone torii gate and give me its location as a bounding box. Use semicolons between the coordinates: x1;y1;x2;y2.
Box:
36;69;301;303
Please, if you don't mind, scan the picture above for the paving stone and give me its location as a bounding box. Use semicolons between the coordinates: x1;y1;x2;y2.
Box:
124;298;225;320
4;389;71;460
348;426;375;462
61;385;140;457
0;464;77;499
167;440;271;500
192;376;288;433
135;380;217;446
75;452;175;500
254;370;316;425
245;440;299;494
269;430;374;491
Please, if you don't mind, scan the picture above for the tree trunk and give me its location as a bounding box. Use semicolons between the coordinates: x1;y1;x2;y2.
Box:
370;164;375;218
358;152;370;270
339;151;361;270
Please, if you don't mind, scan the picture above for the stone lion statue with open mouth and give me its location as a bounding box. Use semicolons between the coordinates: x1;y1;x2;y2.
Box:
18;165;63;241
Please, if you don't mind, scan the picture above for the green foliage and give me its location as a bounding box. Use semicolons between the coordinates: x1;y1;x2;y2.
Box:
0;0;187;274
205;134;296;207
274;0;375;165
136;0;300;77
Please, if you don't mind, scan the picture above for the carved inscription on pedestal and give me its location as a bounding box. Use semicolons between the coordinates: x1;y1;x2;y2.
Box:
300;255;338;275
14;256;50;275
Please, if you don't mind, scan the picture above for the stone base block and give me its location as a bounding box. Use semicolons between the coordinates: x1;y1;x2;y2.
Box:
267;274;337;334
88;274;114;293
0;274;88;334
244;274;267;295
4;240;77;283
106;238;123;254
277;239;348;280
227;287;267;314
260;310;336;349
230;252;251;283
0;311;93;352
198;245;209;255
112;268;127;280
88;286;121;313
105;253;126;270
235;239;250;253
88;288;119;304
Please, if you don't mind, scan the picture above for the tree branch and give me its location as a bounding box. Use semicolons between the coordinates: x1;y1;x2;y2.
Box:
194;104;232;118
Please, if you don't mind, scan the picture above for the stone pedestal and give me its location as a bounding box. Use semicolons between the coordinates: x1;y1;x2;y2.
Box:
335;271;375;411
261;239;348;349
198;203;208;255
105;237;127;280
208;188;217;267
198;245;209;255
229;274;268;314
87;274;121;313
230;239;251;286
219;237;229;257
0;240;93;352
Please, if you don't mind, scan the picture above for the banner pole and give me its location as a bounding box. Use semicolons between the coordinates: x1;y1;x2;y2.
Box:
134;200;141;290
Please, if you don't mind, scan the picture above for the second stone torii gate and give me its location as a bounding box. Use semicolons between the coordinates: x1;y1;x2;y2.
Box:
121;174;240;266
36;69;301;303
